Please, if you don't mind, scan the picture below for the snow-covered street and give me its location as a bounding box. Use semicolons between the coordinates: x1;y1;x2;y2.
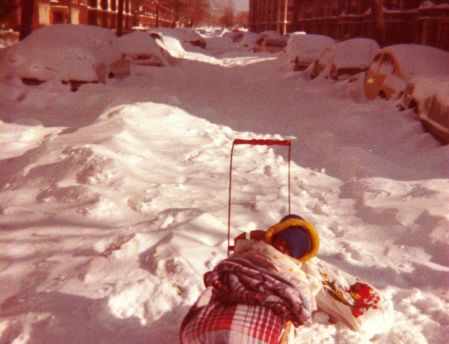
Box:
1;28;449;344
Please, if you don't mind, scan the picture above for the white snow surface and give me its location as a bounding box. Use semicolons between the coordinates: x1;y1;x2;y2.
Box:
1;26;449;344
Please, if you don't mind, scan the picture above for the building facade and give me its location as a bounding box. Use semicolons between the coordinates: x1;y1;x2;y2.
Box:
5;0;177;33
249;0;449;50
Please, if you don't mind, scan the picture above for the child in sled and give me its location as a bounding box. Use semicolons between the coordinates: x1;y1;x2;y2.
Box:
180;214;322;344
180;214;388;344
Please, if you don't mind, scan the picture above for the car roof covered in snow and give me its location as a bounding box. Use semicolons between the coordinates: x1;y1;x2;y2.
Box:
380;44;449;79
286;33;335;62
326;38;380;68
118;31;162;55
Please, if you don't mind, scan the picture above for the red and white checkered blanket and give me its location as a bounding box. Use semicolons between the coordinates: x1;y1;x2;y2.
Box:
180;252;312;344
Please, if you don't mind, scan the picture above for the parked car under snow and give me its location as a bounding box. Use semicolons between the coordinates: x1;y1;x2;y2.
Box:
0;24;129;91
151;28;207;50
118;31;173;67
286;33;335;71
309;38;380;80
363;44;449;100
398;76;449;144
253;31;288;53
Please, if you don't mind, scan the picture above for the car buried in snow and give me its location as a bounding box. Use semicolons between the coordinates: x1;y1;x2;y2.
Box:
0;24;130;91
118;31;173;67
150;28;207;49
285;33;335;71
398;76;449;144
309;38;380;80
363;44;449;100
253;31;288;53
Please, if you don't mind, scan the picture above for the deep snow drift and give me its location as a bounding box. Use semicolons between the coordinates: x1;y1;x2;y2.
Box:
0;27;448;344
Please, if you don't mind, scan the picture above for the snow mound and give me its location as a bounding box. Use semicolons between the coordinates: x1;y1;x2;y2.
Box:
0;102;234;228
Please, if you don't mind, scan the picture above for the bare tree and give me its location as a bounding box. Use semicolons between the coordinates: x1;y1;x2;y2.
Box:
371;0;384;45
174;0;210;27
218;0;234;27
19;0;34;40
0;0;17;26
234;11;248;27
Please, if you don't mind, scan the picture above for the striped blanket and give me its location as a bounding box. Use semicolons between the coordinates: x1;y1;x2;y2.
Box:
180;251;313;344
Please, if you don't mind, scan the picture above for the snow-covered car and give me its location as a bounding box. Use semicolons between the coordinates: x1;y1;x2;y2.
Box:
253;35;288;53
0;30;19;48
309;38;380;80
151;28;207;49
398;76;449;144
222;30;261;49
253;31;288;53
0;24;129;91
118;31;172;67
286;33;335;71
364;44;449;100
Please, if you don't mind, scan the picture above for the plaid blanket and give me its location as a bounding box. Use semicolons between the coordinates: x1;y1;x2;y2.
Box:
180;252;312;344
181;301;285;344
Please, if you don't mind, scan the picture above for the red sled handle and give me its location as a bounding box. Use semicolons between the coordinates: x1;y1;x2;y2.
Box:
227;138;292;256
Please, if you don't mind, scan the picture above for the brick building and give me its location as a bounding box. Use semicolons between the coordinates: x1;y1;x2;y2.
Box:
5;0;177;33
249;0;449;50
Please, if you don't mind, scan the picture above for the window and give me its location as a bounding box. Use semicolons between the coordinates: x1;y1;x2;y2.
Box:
53;11;64;24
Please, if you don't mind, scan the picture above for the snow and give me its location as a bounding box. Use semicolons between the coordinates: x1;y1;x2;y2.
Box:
411;75;449;109
149;28;206;50
381;44;449;79
1;24;123;83
331;38;380;69
407;75;449;139
117;31;171;67
1;25;449;344
286;33;335;67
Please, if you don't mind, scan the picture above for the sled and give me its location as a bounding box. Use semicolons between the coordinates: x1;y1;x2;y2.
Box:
225;138;391;337
225;138;299;343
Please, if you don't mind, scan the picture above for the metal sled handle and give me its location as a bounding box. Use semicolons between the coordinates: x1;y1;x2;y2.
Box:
227;138;292;256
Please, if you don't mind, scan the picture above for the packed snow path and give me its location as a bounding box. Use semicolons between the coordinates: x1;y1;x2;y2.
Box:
1;46;449;344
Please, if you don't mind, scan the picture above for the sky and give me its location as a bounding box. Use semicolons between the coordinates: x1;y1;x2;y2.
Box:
234;0;249;12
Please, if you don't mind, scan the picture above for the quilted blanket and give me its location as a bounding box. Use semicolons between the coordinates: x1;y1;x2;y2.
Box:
180;250;313;344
